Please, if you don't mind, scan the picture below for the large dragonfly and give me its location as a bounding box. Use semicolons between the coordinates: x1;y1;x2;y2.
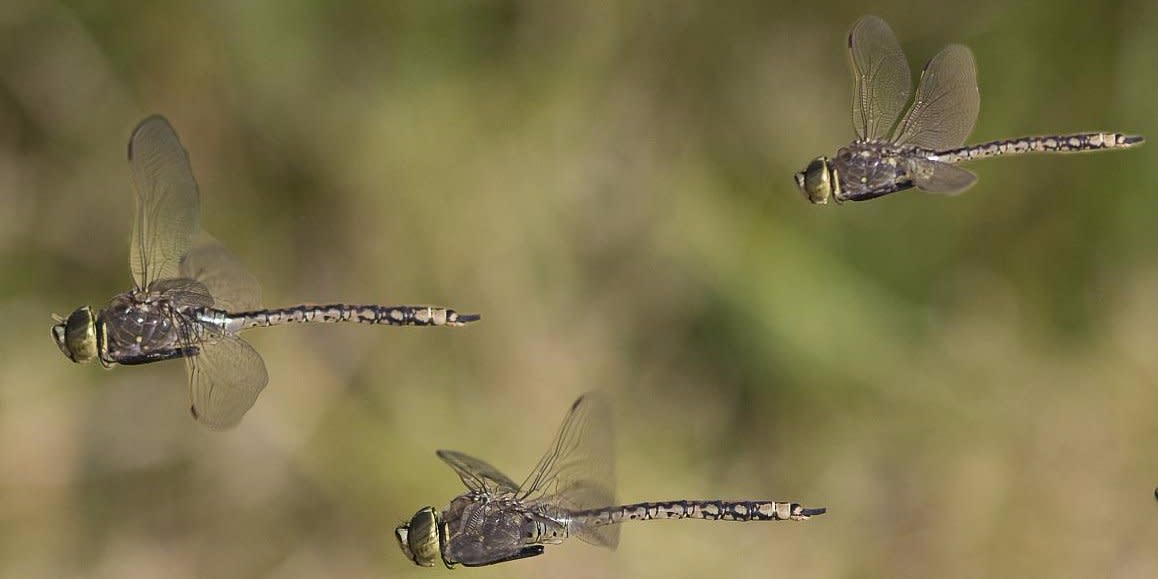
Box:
395;392;825;568
795;15;1144;204
52;115;479;429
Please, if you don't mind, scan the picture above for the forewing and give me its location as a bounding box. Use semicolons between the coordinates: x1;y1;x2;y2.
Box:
517;392;618;549
149;278;214;309
129;115;200;289
436;450;520;495
849;15;912;141
179;232;262;312
187;335;269;430
891;45;979;150
909;158;978;195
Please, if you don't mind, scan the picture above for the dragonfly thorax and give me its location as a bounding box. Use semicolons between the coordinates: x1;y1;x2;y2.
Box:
99;293;190;365
52;306;99;364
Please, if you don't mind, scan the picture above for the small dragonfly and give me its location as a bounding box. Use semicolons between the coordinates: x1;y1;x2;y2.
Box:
795;15;1144;204
395;392;825;568
52;115;479;429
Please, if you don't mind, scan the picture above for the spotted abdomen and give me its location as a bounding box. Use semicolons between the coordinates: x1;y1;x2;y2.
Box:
934;132;1144;164
575;499;825;527
230;304;480;331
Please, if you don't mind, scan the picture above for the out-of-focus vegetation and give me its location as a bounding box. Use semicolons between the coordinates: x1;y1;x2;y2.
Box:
1;1;1156;577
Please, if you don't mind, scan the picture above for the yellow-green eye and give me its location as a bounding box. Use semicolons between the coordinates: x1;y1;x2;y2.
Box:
796;157;834;204
396;507;443;567
52;306;98;364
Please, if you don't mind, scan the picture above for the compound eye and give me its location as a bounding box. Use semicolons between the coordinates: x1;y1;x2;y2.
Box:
802;158;833;203
55;306;98;363
398;507;441;567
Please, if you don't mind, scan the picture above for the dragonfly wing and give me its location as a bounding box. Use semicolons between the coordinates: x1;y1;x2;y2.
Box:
848;15;912;141
128;116;200;289
149;278;215;308
187;334;269;430
891;44;979;150
909;158;978;195
517;392;618;549
436;450;520;494
179;232;263;312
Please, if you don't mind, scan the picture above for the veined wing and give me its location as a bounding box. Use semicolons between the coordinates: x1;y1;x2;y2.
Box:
148;278;215;309
849;15;912;141
891;44;979;150
436;450;520;495
908;157;978;194
517;392;618;549
187;334;269;430
129;115;200;290
179;232;262;312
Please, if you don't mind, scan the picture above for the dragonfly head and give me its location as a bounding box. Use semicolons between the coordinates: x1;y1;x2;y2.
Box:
51;306;99;364
396;506;447;568
795;156;836;204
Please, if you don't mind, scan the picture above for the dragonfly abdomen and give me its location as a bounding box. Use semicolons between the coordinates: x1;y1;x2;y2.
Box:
576;500;825;526
934;132;1144;164
231;304;480;330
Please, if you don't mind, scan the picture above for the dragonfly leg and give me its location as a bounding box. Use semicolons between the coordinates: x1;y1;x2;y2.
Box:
460;546;545;567
843;180;913;202
115;346;199;366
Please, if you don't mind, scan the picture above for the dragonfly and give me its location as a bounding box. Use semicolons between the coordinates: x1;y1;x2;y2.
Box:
395;392;825;568
795;15;1145;204
52;115;479;429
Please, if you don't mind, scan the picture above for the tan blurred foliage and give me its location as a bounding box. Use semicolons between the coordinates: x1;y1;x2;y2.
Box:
0;1;1156;577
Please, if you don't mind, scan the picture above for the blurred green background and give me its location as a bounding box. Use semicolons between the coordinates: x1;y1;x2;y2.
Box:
1;0;1156;577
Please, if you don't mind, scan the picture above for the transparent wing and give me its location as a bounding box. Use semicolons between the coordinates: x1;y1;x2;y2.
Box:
179;232;262;312
849;15;912;141
187;335;269;430
891;45;979;150
436;450;520;495
908;158;978;195
129;115;200;290
149;278;214;309
517;392;618;549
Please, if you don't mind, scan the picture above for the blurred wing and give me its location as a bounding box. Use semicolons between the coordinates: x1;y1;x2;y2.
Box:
129;115;200;289
187;335;269;430
436;450;520;495
909;158;978;195
849;15;912;141
891;45;979;150
517;392;618;549
179;233;262;312
150;278;214;309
